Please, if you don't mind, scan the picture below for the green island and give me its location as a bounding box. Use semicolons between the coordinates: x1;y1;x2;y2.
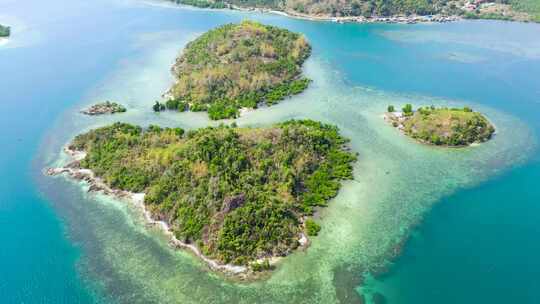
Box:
81;101;127;115
385;104;495;146
169;0;540;23
156;21;312;120
0;24;10;38
68;120;356;268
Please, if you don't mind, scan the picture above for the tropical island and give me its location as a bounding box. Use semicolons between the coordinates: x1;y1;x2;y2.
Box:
48;120;356;273
156;21;312;120
385;104;495;146
81;101;127;115
168;0;540;23
0;24;10;38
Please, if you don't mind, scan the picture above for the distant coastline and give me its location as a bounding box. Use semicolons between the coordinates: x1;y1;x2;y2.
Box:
165;0;540;24
229;5;461;24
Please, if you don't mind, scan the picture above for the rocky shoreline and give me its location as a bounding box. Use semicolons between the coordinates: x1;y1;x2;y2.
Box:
46;146;309;277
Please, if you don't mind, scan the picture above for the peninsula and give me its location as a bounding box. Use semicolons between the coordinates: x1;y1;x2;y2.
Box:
168;0;540;23
385;105;495;146
81;101;127;115
50;120;356;272
159;21;312;120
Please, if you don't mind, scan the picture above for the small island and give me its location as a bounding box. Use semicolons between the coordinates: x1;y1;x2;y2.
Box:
81;101;127;115
0;24;10;38
48;120;356;273
385;104;495;147
158;21;312;120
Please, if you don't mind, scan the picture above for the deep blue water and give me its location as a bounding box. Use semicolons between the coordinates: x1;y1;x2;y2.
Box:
1;0;539;303
367;162;540;303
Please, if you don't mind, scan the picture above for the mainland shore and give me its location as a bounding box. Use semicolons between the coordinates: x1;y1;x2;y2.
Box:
229;5;461;24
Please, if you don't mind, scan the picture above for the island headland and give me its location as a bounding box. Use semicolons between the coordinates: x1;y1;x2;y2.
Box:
384;104;495;146
47;120;357;275
155;21;312;120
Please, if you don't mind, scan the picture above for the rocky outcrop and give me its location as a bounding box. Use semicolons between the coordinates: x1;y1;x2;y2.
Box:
81;101;126;115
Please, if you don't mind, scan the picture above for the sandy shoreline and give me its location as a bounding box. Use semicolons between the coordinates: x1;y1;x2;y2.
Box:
46;146;309;276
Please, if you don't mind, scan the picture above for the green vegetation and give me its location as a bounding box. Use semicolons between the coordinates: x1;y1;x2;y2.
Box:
387;105;395;112
402;103;413;116
172;0;227;9
388;106;495;146
0;24;10;38
305;218;321;236
69;119;356;265
153;101;166;112
251;259;273;272
511;0;540;21
167;21;312;120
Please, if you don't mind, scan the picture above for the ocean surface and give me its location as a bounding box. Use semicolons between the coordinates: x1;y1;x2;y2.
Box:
1;0;539;303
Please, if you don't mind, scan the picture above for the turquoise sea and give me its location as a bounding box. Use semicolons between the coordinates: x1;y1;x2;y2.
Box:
1;0;539;303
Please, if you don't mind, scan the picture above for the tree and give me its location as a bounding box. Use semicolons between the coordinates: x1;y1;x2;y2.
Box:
166;99;179;110
305;219;321;236
402;103;413;115
387;105;395;112
153;101;165;112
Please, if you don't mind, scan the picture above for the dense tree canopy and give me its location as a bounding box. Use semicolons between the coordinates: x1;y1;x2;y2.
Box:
167;21;312;120
70;120;356;265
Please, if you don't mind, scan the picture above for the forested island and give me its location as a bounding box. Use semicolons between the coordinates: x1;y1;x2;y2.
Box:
0;24;10;38
56;120;356;271
385;105;495;146
81;101;127;115
169;0;540;23
158;21;312;120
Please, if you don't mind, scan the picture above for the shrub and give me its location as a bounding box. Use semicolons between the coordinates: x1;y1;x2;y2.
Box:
402;103;413;115
305;219;321;236
153;101;165;112
251;259;272;272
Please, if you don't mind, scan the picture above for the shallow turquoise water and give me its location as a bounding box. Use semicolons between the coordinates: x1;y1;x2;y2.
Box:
1;0;540;303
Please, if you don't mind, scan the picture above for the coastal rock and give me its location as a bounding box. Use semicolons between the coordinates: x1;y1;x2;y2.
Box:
81;101;126;115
